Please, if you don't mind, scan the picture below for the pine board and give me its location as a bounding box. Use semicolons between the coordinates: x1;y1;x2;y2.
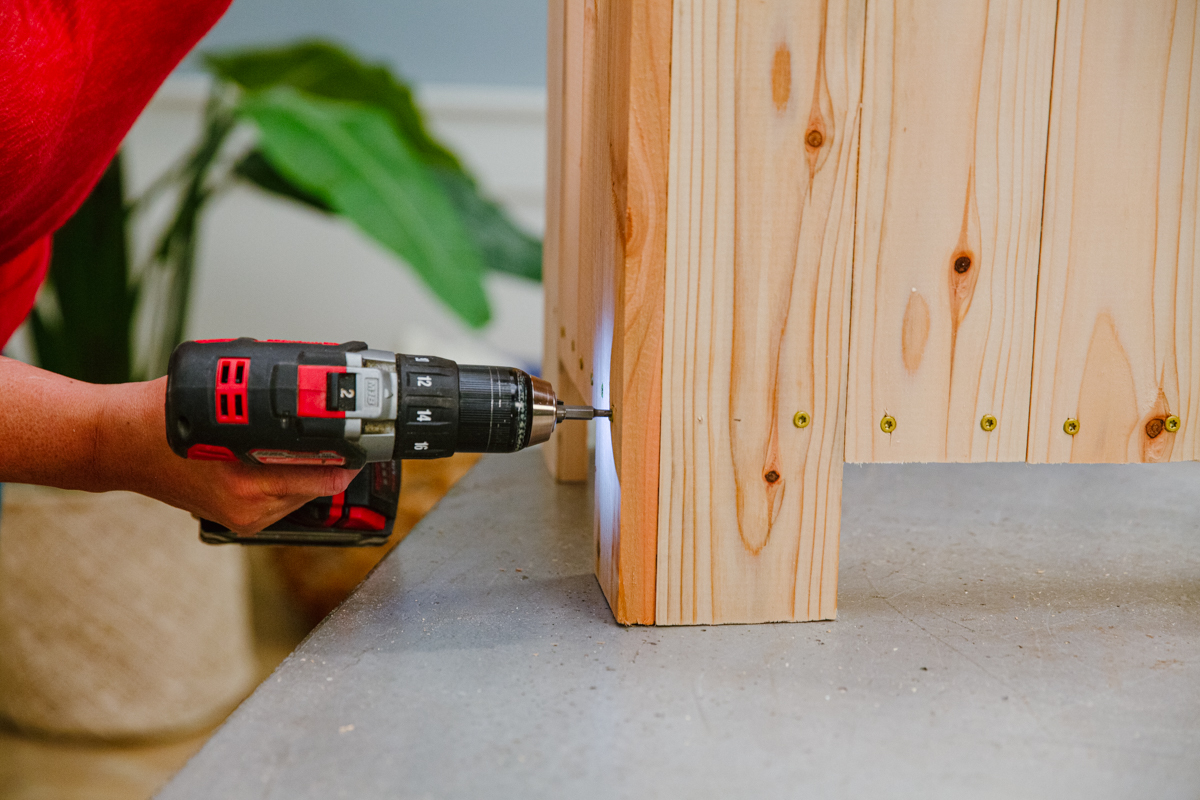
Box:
542;0;589;482
655;0;864;624
845;0;1057;463
1028;0;1200;464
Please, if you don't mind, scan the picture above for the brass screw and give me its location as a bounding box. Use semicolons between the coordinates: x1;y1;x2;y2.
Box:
793;411;811;428
590;372;594;386
1165;415;1182;433
1063;418;1080;436
805;129;824;148
880;414;897;434
980;414;998;432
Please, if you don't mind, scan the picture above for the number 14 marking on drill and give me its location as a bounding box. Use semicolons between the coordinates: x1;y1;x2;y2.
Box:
417;410;432;422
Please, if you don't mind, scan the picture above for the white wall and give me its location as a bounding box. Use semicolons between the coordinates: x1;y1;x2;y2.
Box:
12;77;547;374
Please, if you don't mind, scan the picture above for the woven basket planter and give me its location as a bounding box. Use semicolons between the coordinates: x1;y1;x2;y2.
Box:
0;485;255;739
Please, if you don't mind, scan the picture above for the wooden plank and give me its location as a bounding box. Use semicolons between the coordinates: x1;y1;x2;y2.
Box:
604;0;672;625
542;0;589;482
655;0;864;624
564;0;670;625
1028;0;1200;464
584;0;627;613
845;0;1057;464
556;0;589;403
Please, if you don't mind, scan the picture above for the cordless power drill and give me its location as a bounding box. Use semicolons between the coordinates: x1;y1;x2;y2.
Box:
164;338;608;546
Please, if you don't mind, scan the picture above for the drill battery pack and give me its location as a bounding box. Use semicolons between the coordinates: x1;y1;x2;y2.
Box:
198;459;400;547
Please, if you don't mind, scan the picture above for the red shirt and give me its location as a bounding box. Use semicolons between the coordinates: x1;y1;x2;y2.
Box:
0;0;230;348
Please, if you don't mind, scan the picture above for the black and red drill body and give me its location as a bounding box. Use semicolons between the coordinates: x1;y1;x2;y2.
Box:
165;338;607;546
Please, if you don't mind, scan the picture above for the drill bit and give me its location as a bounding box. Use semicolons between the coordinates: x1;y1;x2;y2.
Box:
558;404;612;421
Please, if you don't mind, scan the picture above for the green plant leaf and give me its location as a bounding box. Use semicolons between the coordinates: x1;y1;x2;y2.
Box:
432;168;542;282
233;149;333;213
31;154;135;383
206;41;462;173
206;40;541;283
237;87;490;327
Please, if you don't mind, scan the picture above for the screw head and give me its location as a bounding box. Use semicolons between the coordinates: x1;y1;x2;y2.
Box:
1063;418;1080;436
980;414;998;432
805;129;824;148
793;410;811;428
880;415;897;434
1165;415;1182;433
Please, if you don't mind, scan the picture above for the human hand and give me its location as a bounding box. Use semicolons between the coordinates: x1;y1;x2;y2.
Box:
0;359;359;534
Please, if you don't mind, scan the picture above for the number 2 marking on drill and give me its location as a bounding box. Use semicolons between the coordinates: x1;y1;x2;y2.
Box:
416;376;432;387
340;388;355;398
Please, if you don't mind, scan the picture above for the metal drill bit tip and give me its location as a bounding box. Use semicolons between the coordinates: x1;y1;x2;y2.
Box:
557;404;612;421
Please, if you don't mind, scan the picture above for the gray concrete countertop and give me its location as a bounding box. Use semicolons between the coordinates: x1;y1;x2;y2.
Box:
159;450;1200;799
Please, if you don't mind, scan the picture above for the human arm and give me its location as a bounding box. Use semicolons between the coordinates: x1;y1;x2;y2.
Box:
0;357;357;534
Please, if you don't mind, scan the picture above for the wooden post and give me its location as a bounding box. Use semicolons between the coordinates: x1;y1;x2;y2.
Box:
542;0;589;483
654;0;863;624
544;0;670;624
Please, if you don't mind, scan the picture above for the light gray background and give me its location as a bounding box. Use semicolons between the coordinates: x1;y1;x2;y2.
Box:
183;0;548;86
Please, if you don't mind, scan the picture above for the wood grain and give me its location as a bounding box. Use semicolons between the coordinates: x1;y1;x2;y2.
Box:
845;0;1057;463
655;0;864;624
555;0;590;404
1028;0;1200;464
542;0;589;482
604;0;672;624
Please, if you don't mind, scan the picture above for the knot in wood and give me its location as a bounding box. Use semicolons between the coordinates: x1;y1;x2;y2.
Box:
1145;417;1165;439
954;255;972;274
764;470;780;484
805;129;824;148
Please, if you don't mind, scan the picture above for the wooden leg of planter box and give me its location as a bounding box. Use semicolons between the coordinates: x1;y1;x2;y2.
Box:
654;0;864;624
542;0;588;484
550;0;671;625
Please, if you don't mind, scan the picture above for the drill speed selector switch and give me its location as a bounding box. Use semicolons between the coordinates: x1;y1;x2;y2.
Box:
164;338;610;546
